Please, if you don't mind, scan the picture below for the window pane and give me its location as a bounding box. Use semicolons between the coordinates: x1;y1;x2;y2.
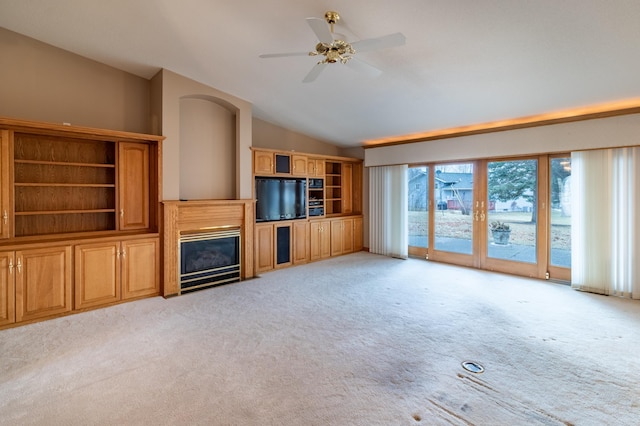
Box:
550;157;571;267
487;159;538;263
408;166;428;248
434;163;474;254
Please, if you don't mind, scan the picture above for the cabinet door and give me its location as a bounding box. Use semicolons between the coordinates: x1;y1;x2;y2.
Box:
315;160;325;177
353;217;363;252
342;163;353;214
118;142;150;230
0;251;15;326
255;224;274;273
291;155;307;176
292;221;309;264
310;221;321;261
274;224;292;268
319;220;331;259
0;130;10;239
15;246;72;322
122;237;159;299
307;159;316;176
311;221;331;260
342;218;354;254
330;220;344;256
75;241;120;309
254;151;274;175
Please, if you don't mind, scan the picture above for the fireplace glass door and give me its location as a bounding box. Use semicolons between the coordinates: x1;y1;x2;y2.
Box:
179;229;241;293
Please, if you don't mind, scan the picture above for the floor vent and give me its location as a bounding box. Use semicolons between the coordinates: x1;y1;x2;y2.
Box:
461;361;485;374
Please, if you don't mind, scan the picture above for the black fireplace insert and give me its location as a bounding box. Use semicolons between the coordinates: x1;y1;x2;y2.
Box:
179;229;241;293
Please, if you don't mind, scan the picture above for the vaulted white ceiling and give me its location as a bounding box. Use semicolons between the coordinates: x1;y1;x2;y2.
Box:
1;0;639;147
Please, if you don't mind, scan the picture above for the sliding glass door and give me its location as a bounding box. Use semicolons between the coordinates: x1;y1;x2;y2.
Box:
481;157;544;277
408;155;571;281
430;162;478;267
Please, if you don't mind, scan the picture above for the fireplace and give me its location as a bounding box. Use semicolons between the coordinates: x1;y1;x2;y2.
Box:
162;199;254;297
179;229;241;294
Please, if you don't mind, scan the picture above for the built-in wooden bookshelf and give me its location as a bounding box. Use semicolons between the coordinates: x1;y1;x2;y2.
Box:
0;117;163;329
13;134;117;236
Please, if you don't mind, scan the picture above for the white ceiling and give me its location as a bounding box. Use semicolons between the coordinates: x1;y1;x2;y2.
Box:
1;0;639;148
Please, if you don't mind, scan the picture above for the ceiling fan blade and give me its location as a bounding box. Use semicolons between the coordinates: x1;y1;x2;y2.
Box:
345;58;383;78
306;17;333;44
351;32;406;53
259;52;310;58
302;63;327;83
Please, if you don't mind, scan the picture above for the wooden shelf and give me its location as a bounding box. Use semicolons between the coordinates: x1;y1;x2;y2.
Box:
14;159;115;168
16;209;116;216
15;183;116;188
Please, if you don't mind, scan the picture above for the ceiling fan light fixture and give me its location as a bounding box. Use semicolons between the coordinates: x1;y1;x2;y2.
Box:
259;10;406;82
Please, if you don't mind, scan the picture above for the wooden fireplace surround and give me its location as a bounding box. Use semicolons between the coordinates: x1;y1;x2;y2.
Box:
162;199;255;297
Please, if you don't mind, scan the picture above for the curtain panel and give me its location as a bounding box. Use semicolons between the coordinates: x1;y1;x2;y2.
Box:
571;147;640;299
369;165;408;259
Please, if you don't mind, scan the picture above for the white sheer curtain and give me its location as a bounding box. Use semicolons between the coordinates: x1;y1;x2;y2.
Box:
369;165;408;259
571;147;640;299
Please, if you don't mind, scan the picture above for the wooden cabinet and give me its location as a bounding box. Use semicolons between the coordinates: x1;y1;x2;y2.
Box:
0;251;15;325
253;150;307;176
323;160;362;216
308;158;325;177
251;147;363;271
331;217;356;256
118;142;150;230
342;163;353;215
75;241;120;309
292;221;309;264
354;217;363;252
15;246;72;323
0;117;163;328
121;238;159;299
75;237;159;310
310;220;331;261
255;223;274;273
291;155;307;176
254;150;273;175
254;222;295;273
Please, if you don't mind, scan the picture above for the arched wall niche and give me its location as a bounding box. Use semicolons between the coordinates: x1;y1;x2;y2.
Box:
179;95;236;200
152;69;252;201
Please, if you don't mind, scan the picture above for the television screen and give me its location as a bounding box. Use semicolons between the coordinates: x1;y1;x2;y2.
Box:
255;177;306;222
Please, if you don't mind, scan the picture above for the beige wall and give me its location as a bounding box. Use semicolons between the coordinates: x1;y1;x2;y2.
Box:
252;118;346;157
179;98;236;200
0;27;150;134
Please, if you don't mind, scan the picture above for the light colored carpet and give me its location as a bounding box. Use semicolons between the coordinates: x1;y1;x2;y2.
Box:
1;252;640;425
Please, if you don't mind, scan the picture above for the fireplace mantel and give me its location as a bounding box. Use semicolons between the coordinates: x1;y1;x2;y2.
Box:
162;199;255;297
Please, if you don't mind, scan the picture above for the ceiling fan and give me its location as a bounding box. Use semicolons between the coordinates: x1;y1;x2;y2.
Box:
259;11;406;83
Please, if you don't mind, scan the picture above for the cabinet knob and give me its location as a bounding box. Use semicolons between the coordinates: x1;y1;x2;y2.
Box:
17;258;22;273
2;210;6;224
8;259;13;274
120;209;124;217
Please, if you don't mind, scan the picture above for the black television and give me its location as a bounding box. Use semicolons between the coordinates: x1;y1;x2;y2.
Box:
255;177;306;222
